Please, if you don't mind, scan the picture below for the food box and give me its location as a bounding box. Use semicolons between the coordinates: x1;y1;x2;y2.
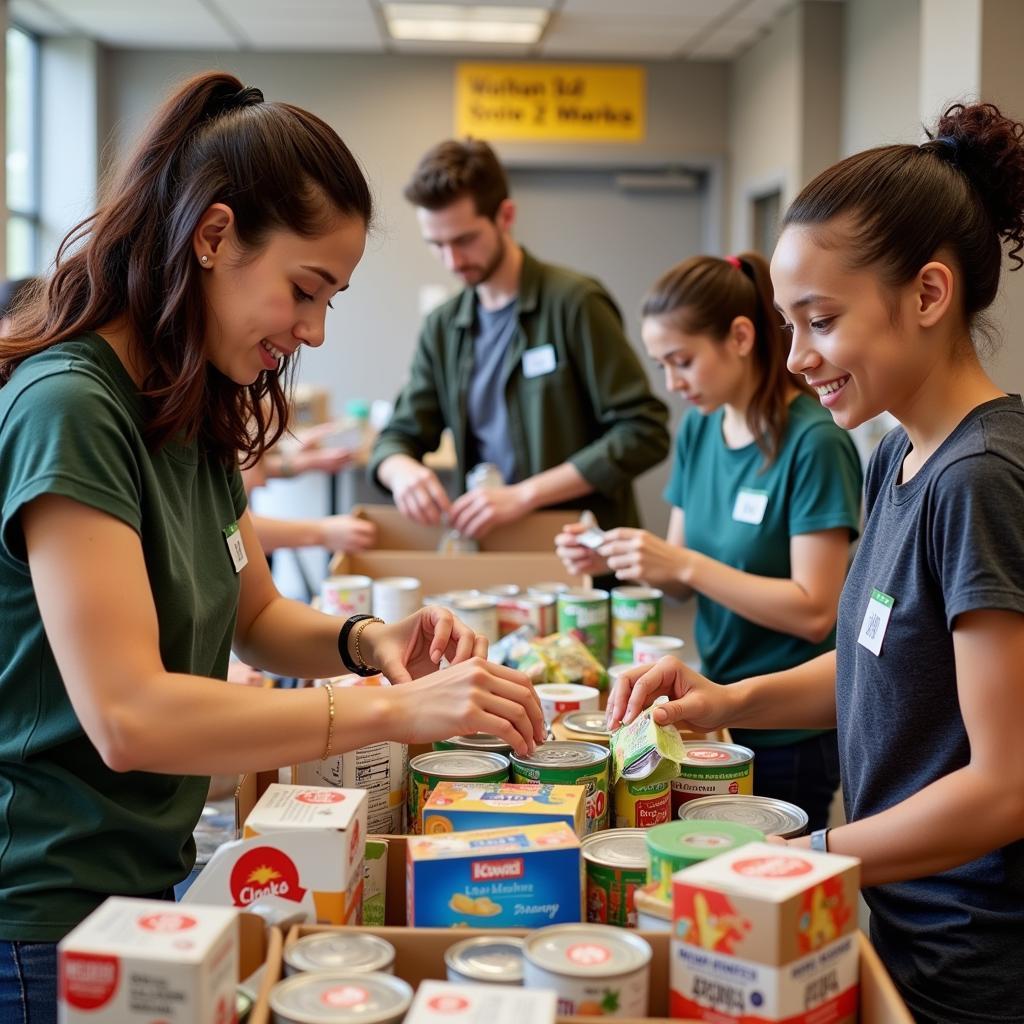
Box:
422;781;586;837
405;979;557;1024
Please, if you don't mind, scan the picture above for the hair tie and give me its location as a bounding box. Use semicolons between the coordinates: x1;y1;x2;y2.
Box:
926;135;960;164
725;255;742;269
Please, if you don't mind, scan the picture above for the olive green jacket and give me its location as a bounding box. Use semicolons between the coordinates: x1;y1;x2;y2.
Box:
370;249;669;528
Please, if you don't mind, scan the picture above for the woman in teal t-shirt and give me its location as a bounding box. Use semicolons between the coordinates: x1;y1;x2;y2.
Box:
557;251;862;829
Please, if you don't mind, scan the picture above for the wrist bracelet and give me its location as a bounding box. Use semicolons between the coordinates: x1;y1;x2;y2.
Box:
320;683;336;761
338;613;383;676
810;827;830;853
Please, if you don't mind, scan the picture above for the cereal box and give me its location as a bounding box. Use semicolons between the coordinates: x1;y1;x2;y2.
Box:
407;821;582;928
421;781;586;837
363;839;389;927
406;980;557;1024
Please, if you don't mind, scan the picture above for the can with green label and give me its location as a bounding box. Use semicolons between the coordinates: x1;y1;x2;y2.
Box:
582;829;648;928
511;740;610;834
645;820;764;901
408;751;509;835
610;587;663;664
557;589;610;666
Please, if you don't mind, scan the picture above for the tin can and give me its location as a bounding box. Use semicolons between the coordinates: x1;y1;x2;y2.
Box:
645;820;763;901
529;582;571;598
535;683;601;726
320;575;372;618
433;734;514;756
494;594;556;637
613;775;672;830
632;635;685;664
632;882;671;933
558;589;610;665
610;588;663;665
408;751;510;835
511;741;610;834
269;972;412;1024
371;577;422;623
484;584;521;598
423;589;480;610
551;710;612;746
671;741;755;818
582;829;648;928
452;595;500;644
677;794;809;837
284;933;395;977
445;936;525;986
522;924;652;1018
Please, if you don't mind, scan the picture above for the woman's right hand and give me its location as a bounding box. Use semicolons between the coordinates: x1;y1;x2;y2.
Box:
555;521;609;577
389;658;545;757
605;656;736;733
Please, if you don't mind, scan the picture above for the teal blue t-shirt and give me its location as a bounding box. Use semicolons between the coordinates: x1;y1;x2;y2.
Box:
663;394;862;747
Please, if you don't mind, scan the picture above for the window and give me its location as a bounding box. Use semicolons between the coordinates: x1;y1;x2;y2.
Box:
752;188;782;258
7;25;40;277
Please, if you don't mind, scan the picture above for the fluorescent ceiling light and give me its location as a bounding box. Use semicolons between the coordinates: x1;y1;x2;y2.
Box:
383;4;549;44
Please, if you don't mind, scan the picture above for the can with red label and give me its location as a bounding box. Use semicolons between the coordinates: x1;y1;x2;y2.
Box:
582;829;648;929
613;775;672;830
670;741;755;818
493;594;556;637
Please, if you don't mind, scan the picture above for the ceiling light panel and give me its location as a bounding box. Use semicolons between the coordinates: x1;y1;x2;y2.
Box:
383;4;550;44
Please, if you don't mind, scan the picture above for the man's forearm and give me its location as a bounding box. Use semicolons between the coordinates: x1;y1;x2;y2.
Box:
515;462;594;512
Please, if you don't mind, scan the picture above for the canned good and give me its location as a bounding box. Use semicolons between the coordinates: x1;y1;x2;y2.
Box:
529;582;571;598
613;775;672;830
484;584;521;598
551;710;612;746
371;577;422;623
423;589;480;610
632;882;671;933
320;575;372;618
452;595;500;644
632;635;685;664
494;594;556;637
535;683;601;726
445;936;525;986
409;751;510;835
583;829;648;928
611;588;663;664
284;933;395;977
269;972;412;1024
523;923;652;1018
511;742;610;834
671;741;755;818
557;589;610;665
645;820;763;900
677;794;809;837
433;734;514;756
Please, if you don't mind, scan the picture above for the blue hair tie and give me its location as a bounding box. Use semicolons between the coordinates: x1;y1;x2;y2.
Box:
932;135;960;161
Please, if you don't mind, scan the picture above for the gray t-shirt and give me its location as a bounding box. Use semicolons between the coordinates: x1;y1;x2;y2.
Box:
837;396;1024;1024
466;298;519;485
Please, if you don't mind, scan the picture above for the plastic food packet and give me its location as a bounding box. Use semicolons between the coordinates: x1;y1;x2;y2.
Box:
610;697;688;781
488;625;538;668
517;633;610;690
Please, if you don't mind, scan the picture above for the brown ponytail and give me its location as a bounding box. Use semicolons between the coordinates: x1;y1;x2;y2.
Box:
642;252;811;465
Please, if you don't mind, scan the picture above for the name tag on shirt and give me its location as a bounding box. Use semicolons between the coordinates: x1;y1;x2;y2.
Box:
223;521;248;573
857;588;894;656
522;344;557;379
732;487;768;525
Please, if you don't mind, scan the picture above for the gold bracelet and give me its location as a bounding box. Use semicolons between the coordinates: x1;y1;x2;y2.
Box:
320;683;336;761
353;616;384;673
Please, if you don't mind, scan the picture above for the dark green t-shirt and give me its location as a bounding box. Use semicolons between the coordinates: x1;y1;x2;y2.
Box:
0;334;246;941
664;394;862;747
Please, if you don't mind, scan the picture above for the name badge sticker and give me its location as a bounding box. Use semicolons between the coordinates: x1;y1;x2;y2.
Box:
223;521;248;574
522;344;557;379
857;588;894;656
732;487;769;525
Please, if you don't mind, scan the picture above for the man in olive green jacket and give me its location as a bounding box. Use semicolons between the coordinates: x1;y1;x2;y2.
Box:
371;139;669;537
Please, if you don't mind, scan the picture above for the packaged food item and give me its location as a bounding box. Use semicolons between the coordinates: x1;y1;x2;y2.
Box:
677;795;809;838
363;839;389;927
633;882;671;932
632;634;685;663
320;575;372;618
407;979;556;1023
487;625;538;669
371;576;422;622
422;781;586;837
610;700;688;781
58;898;237;1023
183;784;367;925
646;820;763;902
284;932;395;976
613;762;674;829
492;594;557;638
534;682;600;726
445;937;525;986
557;589;611;665
670;842;861;1023
452;595;500;644
433;734;514;756
671;741;755;817
522;923;652;1018
406;821;582;928
610;587;663;664
575;526;607;550
583;829;648;928
551;710;612;746
516;633;610;690
511;741;610;835
529;582;570;598
484;584;521;598
270;971;412;1024
408;750;510;835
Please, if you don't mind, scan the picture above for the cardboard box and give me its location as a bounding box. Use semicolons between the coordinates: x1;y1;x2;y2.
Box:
406;980;557;1024
422;781;587;837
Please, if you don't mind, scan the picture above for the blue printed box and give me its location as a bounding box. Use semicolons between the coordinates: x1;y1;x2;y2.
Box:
407;821;582;929
422;781;586;837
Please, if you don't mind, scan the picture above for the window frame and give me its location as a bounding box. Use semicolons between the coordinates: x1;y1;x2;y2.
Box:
6;23;42;276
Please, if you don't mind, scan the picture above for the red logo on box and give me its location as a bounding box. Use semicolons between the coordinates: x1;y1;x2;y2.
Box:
732;855;813;878
428;994;471;1012
61;952;120;1010
230;847;307;906
471;857;523;881
296;790;345;804
138;912;197;933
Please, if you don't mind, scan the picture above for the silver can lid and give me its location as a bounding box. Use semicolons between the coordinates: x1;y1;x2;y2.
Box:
445;936;525;984
524;924;651;978
269;972;412;1024
284;933;395;976
528;582;570;596
443;734;514;754
557;588;610;604
484;584;521;598
513;741;609;770
561;711;612;738
680;741;755;767
582;828;648;869
411;750;510;778
611;586;664;601
677;795;809;837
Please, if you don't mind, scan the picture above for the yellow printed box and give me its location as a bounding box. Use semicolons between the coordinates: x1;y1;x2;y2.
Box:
407;821;582;929
422;781;586;837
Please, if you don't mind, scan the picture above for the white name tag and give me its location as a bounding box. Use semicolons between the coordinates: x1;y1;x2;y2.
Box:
732;487;768;525
857;588;894;656
223;521;248;574
522;344;557;379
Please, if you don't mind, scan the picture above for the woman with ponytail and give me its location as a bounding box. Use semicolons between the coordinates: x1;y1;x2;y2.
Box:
609;102;1024;1024
0;72;543;1021
558;250;862;830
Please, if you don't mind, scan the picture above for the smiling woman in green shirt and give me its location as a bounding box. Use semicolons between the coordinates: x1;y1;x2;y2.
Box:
558;251;862;829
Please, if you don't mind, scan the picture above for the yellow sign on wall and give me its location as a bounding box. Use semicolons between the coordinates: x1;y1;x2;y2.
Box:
455;63;646;143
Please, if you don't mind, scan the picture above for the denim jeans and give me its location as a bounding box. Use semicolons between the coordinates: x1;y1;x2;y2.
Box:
0;940;57;1024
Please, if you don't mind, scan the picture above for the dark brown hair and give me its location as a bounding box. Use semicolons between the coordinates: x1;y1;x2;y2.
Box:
784;102;1024;337
642;252;811;465
0;71;373;465
403;138;509;219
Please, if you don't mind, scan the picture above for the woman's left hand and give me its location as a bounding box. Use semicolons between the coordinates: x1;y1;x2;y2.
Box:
599;528;691;586
359;606;489;684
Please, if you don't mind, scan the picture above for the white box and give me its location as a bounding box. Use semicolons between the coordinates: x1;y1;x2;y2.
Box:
405;980;557;1024
58;898;237;1023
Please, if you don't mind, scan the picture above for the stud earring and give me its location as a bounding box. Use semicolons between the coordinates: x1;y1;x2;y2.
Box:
200;255;209;265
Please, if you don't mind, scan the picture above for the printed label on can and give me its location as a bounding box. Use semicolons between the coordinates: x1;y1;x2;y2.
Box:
586;860;647;929
558;593;610;665
513;765;608;835
614;778;671;830
611;590;662;662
